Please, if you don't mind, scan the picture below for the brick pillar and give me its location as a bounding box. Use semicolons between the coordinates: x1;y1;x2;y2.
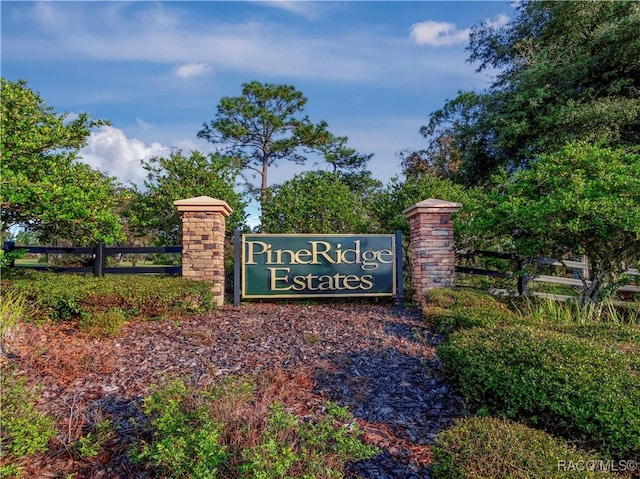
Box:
403;199;462;309
174;196;232;307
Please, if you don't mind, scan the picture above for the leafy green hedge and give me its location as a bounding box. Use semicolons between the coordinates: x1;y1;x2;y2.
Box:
3;271;215;322
432;417;624;479
422;287;518;333
437;325;640;460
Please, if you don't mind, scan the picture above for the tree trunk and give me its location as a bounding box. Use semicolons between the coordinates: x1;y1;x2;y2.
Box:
259;158;269;233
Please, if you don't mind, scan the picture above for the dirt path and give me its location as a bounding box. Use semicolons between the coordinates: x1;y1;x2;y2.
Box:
7;303;462;478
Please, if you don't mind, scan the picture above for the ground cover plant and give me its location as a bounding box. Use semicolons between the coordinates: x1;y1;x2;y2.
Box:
426;287;640;476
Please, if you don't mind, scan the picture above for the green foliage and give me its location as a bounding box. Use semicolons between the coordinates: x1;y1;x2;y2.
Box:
262;171;369;234
133;378;377;479
242;402;377;479
74;420;115;458
422;288;518;334
0;288;27;335
0;370;56;461
0;248;27;268
370;175;489;252
432;417;622;479
478;142;640;303
129;149;247;245
437;325;640;460
417;1;640;186
0;289;28;356
515;296;640;326
4;271;215;322
0;78;124;245
134;379;229;478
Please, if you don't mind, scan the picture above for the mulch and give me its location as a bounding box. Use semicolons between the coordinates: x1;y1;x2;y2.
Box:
4;302;463;479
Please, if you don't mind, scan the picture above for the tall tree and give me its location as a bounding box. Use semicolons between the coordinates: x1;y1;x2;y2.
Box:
1;78;123;245
197;81;370;228
129;149;246;245
416;1;640;186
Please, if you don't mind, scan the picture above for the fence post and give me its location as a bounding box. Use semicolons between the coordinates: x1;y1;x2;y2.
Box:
403;199;462;309
516;258;529;296
93;242;105;276
174;196;233;307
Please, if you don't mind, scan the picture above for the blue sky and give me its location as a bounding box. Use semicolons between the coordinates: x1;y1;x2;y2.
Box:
2;0;513;219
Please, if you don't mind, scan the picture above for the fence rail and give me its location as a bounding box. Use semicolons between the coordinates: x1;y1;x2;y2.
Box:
3;242;182;276
455;249;640;297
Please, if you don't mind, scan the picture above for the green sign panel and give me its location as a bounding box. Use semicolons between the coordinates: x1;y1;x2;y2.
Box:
242;234;396;298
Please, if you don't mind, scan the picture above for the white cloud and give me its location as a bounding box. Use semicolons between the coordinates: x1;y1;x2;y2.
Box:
410;13;510;47
174;62;212;79
79;126;171;186
254;1;322;19
486;13;511;29
2;3;466;85
410;20;470;47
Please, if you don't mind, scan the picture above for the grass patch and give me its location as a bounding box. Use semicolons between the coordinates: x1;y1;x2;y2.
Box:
432;416;625;479
515;296;640;325
1;289;29;355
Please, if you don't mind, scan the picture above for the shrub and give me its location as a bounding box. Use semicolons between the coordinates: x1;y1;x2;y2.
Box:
432;416;625;479
133;379;229;478
4;271;216;322
437;325;640;460
422;287;518;334
0;369;57;475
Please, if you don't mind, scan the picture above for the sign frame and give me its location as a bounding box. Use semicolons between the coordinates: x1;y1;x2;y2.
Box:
239;233;397;300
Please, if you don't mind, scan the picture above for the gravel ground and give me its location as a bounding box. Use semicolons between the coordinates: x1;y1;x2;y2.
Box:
5;302;463;478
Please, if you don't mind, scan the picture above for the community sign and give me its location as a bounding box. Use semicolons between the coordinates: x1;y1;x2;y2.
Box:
241;234;397;299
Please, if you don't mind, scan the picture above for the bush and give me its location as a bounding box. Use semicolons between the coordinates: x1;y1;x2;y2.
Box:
134;379;229;478
432;417;625;479
0;369;57;476
437;325;640;460
422;287;518;334
4;271;215;322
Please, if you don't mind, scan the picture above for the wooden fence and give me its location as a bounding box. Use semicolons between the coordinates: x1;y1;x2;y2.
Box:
456;249;640;298
2;242;181;276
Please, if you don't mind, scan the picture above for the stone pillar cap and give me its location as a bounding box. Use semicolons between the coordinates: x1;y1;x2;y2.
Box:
403;198;462;217
174;196;233;216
